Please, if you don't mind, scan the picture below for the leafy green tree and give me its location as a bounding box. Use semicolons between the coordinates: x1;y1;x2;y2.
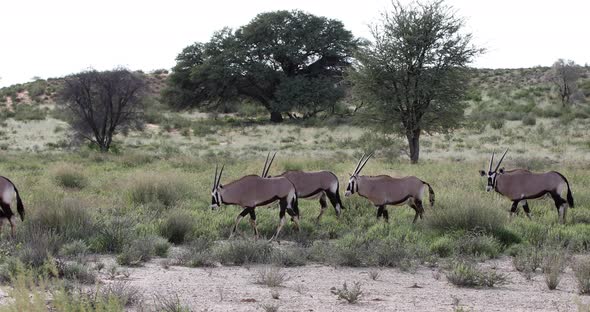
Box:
163;10;358;122
350;0;482;163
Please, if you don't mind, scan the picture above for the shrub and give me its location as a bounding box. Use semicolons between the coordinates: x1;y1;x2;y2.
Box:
98;281;141;306
255;267;289;287
214;240;273;265
512;245;543;280
59;262;97;284
153;293;191;312
455;233;501;259
446;261;508;288
489;119;504;130
426;197;507;237
543;251;565;290
331;282;363;304
52;164;88;189
127;174;190;209
59;240;89;258
26;196;96;243
271;248;307;267
90;216;135;253
522;113;537;126
574;259;590;295
117;235;170;266
430;236;455;258
16;224;64;267
176;237;215;267
160;210;195;244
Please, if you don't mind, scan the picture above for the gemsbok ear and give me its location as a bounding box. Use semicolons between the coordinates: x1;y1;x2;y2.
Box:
479;170;486;176
499;168;505;174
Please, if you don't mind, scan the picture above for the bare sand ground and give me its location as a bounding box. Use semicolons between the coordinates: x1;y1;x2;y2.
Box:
95;255;590;312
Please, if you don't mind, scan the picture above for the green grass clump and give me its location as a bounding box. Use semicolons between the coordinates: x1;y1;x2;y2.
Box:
574;258;590;295
117;235;170;266
426;197;508;238
127;173;190;209
446;261;508;288
160;210;196;244
214;239;273;265
52;164;88;189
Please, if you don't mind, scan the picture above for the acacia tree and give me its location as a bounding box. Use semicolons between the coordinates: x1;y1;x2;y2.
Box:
545;59;582;106
59;69;146;152
350;0;482;163
162;10;358;122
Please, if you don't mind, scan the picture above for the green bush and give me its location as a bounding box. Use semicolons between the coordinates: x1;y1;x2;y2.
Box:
455;233;501;259
26;196;96;242
426;197;507;237
429;236;455;258
90;216;135;253
52;165;88;189
214;240;273;265
117;235;170;266
522;113;537;126
176;237;215;267
59;262;97;284
160;210;195;244
446;261;508;288
127;174;190;209
574;258;590;294
489;119;505;130
59;240;89;258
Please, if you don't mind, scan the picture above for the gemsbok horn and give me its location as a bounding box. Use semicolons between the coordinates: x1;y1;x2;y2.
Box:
479;149;574;224
0;176;25;237
261;152;344;222
344;154;435;223
210;164;300;241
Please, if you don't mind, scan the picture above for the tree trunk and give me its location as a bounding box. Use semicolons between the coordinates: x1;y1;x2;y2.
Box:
406;129;421;164
270;111;283;123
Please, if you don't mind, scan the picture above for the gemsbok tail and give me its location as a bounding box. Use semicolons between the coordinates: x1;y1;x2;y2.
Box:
422;181;435;208
3;177;25;221
553;171;574;208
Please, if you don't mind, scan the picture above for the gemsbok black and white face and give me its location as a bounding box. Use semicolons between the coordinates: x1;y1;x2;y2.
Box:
479;149;508;192
345;153;373;197
210;164;224;210
345;175;358;197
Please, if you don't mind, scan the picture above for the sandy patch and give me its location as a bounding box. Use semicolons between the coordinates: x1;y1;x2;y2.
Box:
107;256;590;312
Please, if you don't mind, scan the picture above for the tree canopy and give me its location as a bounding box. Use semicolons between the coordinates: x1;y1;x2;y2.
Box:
349;0;482;163
162;10;358;122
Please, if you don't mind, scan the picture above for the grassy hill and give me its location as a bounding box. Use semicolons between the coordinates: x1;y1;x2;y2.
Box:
0;67;589;162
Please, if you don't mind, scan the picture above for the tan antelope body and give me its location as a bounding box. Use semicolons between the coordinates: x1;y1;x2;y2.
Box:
210;165;299;240
480;150;574;223
261;153;344;221
0;176;25;237
345;154;435;223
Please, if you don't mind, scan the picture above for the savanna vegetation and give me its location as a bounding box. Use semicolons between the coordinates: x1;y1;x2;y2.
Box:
0;0;590;310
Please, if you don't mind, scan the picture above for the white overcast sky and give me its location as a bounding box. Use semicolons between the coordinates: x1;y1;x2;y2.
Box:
0;0;588;87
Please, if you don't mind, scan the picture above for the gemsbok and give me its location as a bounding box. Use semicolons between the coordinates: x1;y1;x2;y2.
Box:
0;176;25;237
479;149;574;224
210;165;300;241
344;154;435;223
261;152;344;222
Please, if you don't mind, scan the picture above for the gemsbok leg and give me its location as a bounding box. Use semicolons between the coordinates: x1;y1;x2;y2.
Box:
522;200;532;220
509;201;519;219
325;190;343;217
316;192;328;222
248;208;259;239
230;207;253;239
550;192;568;224
376;205;389;222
